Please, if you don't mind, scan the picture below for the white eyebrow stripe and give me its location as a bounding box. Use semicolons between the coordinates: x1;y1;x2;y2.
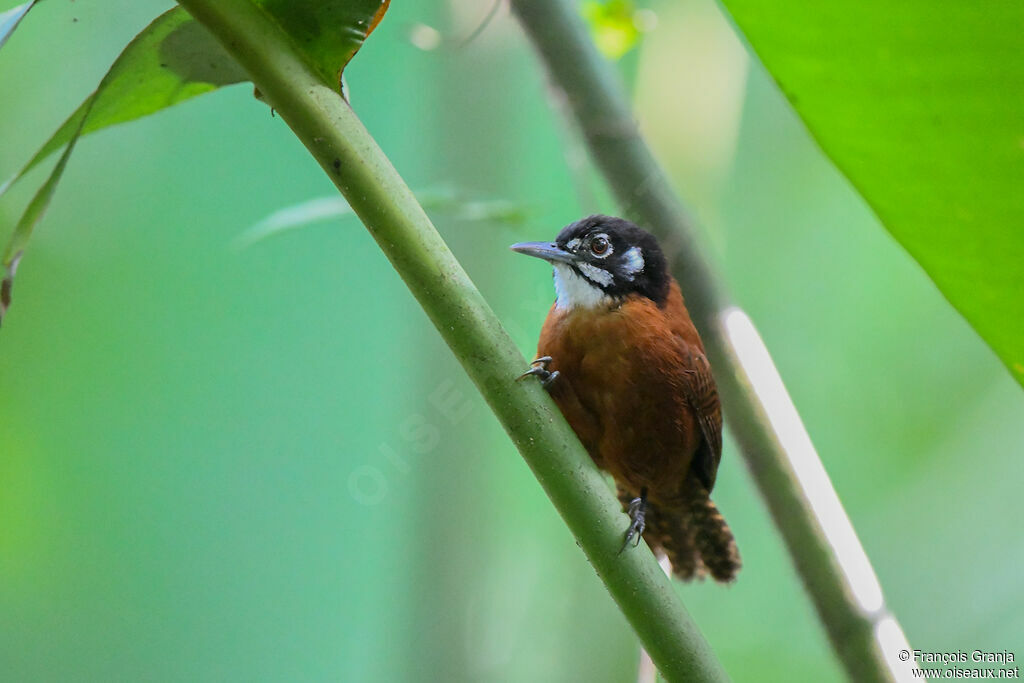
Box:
566;238;581;250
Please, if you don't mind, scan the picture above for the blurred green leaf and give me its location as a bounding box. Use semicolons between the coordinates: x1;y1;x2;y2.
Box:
254;0;391;90
581;0;650;60
718;0;1024;386
0;1;38;51
235;189;529;248
235;197;356;248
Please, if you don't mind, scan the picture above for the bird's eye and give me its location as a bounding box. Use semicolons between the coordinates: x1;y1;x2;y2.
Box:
590;236;609;256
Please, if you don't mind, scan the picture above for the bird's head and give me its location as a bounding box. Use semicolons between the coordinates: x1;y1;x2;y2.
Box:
511;215;669;310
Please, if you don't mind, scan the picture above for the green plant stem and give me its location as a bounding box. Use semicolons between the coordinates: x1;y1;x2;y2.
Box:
509;1;896;681
173;1;729;681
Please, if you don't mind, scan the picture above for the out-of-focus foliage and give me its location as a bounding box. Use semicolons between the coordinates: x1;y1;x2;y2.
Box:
236;188;527;248
582;0;661;61
581;0;644;59
0;1;1021;681
717;0;1024;388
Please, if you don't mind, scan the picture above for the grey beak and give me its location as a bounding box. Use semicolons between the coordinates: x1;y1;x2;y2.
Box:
510;241;577;264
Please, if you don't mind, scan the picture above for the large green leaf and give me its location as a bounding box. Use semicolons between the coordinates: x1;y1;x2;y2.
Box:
717;0;1024;386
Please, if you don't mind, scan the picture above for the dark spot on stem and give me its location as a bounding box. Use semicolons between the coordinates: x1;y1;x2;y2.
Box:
332;159;341;171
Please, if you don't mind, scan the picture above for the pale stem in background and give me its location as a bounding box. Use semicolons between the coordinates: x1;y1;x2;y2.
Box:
723;308;917;683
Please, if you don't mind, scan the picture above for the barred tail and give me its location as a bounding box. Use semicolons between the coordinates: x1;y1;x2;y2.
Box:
621;481;741;583
686;485;741;583
646;500;705;581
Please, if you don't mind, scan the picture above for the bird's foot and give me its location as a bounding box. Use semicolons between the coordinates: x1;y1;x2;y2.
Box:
517;355;559;389
619;489;648;554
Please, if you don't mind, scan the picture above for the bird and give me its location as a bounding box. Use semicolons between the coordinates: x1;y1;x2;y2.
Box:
511;215;740;582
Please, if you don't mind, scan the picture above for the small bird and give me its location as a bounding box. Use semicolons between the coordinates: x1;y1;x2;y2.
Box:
511;215;740;582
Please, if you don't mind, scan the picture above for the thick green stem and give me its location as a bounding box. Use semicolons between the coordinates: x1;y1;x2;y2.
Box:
173;1;729;681
509;1;898;681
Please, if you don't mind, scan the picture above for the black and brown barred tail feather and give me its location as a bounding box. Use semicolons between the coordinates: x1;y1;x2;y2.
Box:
618;483;740;583
646;501;705;581
686;483;741;583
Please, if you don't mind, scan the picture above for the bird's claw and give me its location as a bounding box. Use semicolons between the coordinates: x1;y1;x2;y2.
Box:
517;356;559;388
619;492;647;554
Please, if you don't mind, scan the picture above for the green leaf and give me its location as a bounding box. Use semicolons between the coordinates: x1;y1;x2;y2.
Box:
0;0;38;51
253;0;391;90
234;197;357;248
2;1;393;196
234;189;529;248
0;96;90;325
0;7;244;322
717;1;1024;385
1;7;247;197
0;0;393;324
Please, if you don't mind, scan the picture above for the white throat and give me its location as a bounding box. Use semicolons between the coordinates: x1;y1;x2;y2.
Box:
553;264;612;310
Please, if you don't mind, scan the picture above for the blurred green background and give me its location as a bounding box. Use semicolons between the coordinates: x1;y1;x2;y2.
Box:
1;1;1021;681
